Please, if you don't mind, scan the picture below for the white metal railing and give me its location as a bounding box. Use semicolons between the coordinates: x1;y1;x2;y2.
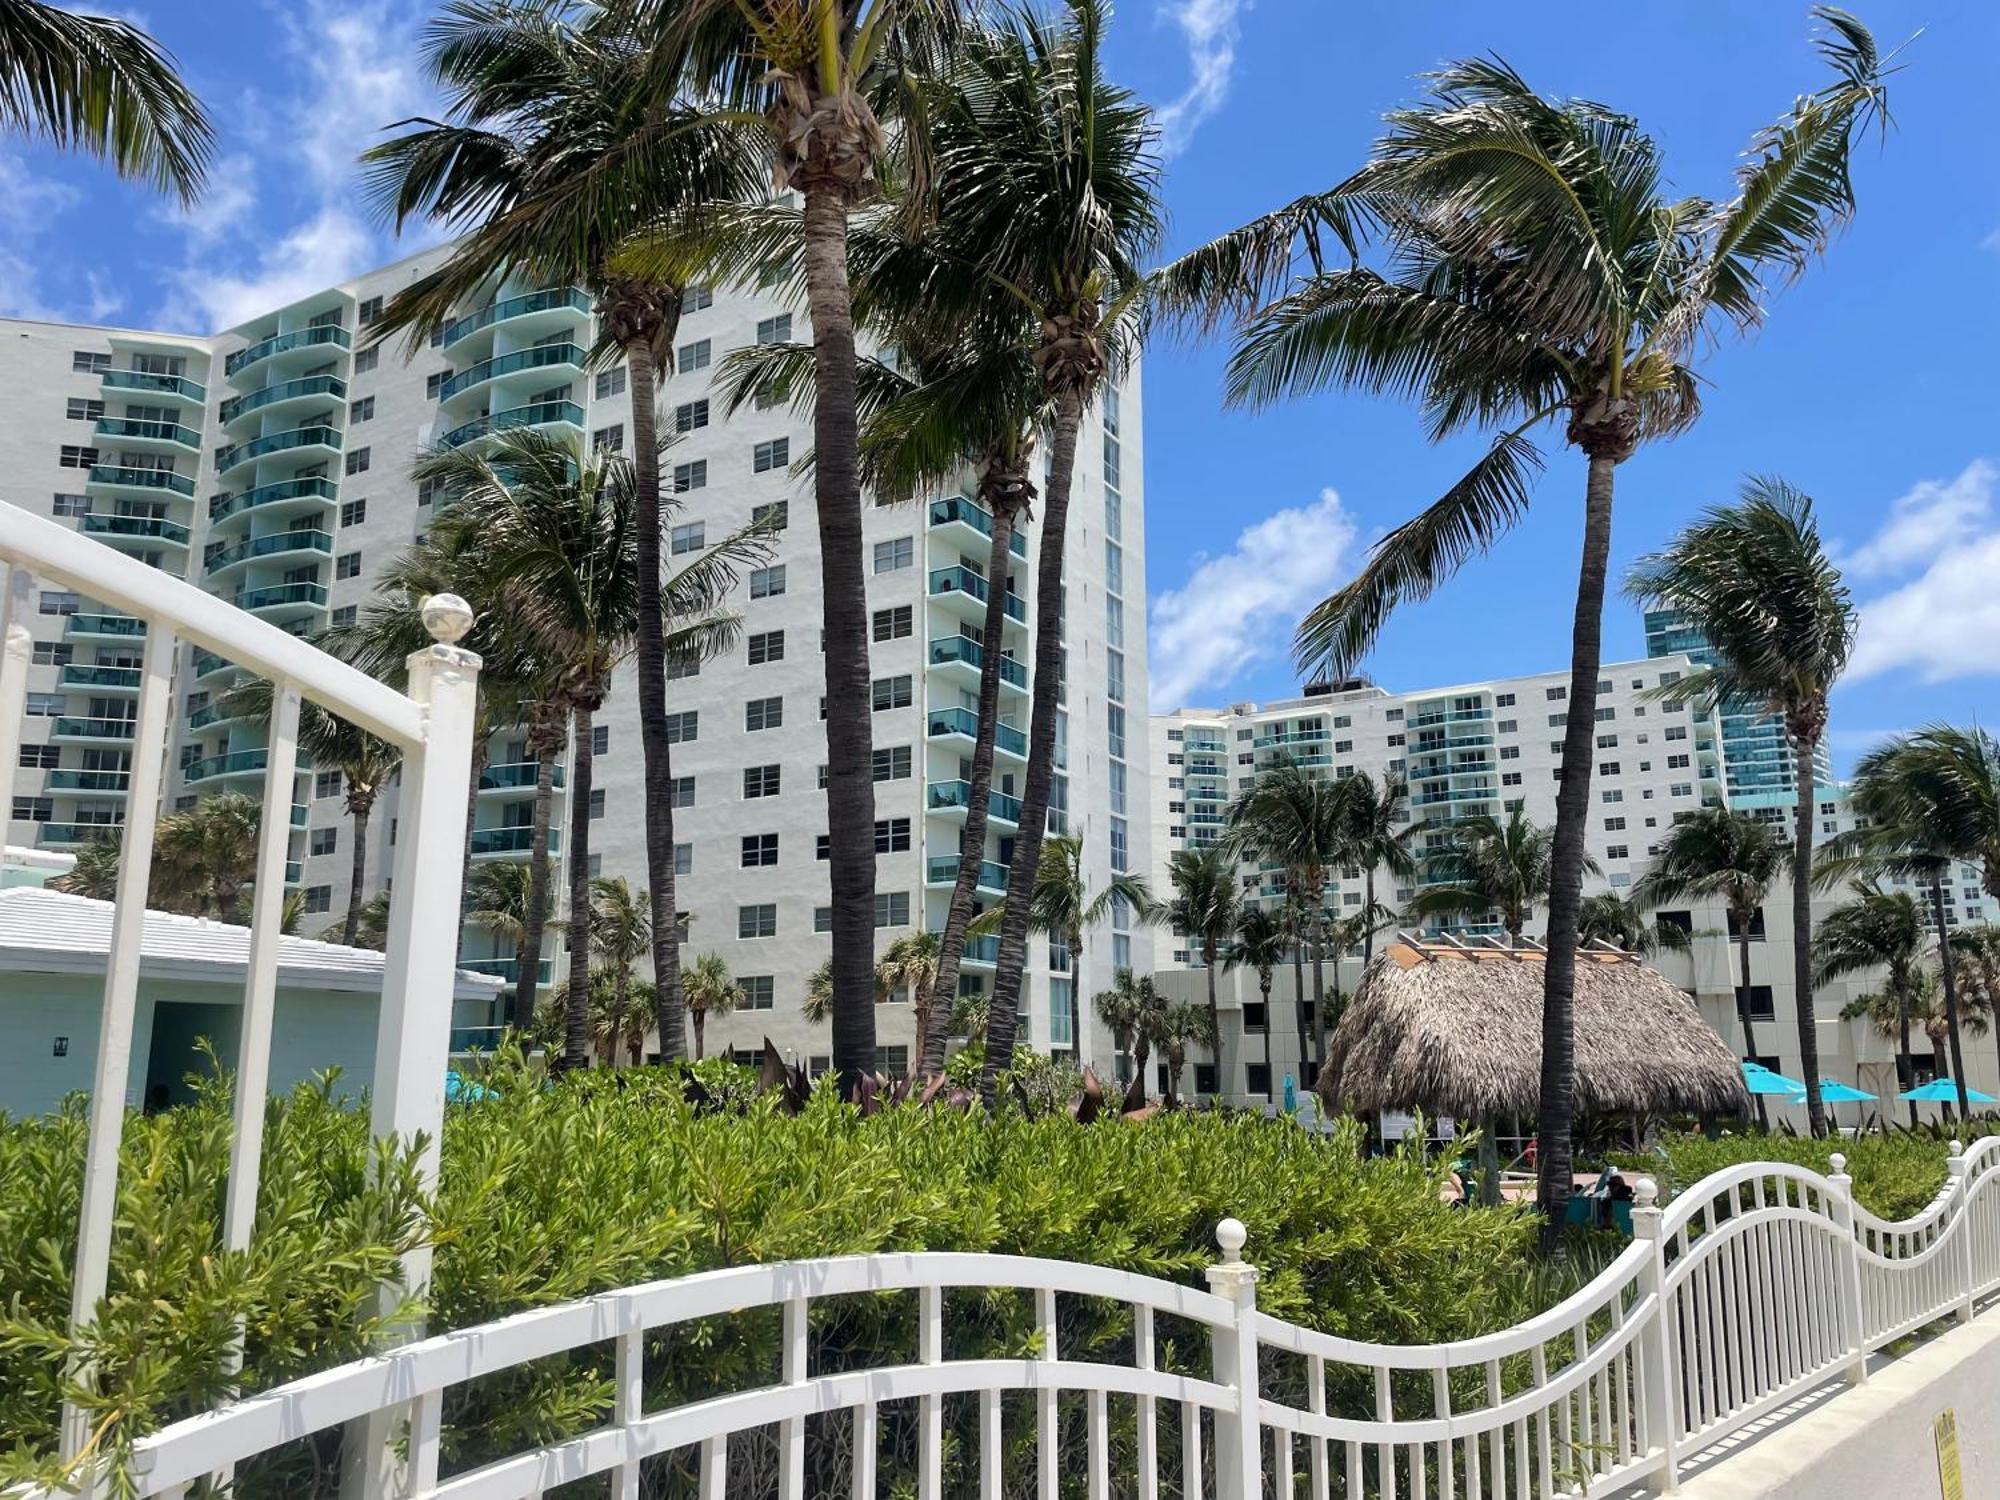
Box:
1;506;482;1495
29;1138;2000;1500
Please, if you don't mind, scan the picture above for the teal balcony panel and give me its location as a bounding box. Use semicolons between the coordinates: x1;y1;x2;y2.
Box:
45;769;131;793
93;417;202;449
233;582;328;613
58;664;141;691
441;287;591;349
218;374;347;425
81;514;190;547
102;369;205;403
470;826;561;856
926;635;1027;689
208;476;339;524
439;342;586;401
87;465;195;498
925;855;1009;894
478;761;568;792
185;748;267;782
928;779;1021;824
440;400;585;450
225;322;350;378
926;706;1027;758
52;717;136;741
38;822;124;848
215;424;342;476
927;496;1028;558
65;614;144;641
204;528;332;575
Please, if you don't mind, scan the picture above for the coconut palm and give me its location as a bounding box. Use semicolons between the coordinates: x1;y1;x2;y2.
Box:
1627;478;1857;1135
1225;762;1344;1059
1815;883;1925;1125
1576;891;1691;959
1164;844;1237;1084
803;959;835;1027
876;931;943;1076
1408;808;1582;945
322;890;392;951
1636;808;1789;1125
1092;969;1146;1085
363;0;770;1067
51;836;119;901
1155;1002;1217;1109
0;2;210;201
590;876;653;1056
1225;905;1287;1101
950;991;993;1049
463;860;543;990
968;832;1151;1065
153;792;260;920
1842;967;1991;1116
1317;902;1395;1050
1160;8;1889;1225
1951;927;2000;1087
596;975;657;1067
1333;772;1418;964
683;952;741;1061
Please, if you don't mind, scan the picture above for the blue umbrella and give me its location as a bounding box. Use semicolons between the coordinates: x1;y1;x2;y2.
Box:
1900;1078;1998;1104
1814;1078;1877;1103
1282;1074;1298;1115
1742;1061;1810;1097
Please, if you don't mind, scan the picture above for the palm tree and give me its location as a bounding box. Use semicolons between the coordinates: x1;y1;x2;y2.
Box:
364;0;765;1065
1408;808;1581;945
51;836;119;901
1164;845;1237;1085
1636;808;1789;1125
595;974;657;1067
1842;967;1991;1118
590;876;653;1057
876;931;943;1076
1278;889;1315;1073
967;832;1151;1065
1225;905;1287;1101
950;991;993;1049
153;792;260;920
683;952;742;1061
1627;478;1856;1135
1815;883;1925;1125
1334;772;1418;963
1317;903;1394;1052
322;890;393;951
1226;762;1344;1060
1156;1002;1217;1109
1576;891;1691;959
803;959;835;1027
462;860;545;996
1160;8;1889;1227
0;3;210;201
1093;968;1165;1087
1951;927;2000;1087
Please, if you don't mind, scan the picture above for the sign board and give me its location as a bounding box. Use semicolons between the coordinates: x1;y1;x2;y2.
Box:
1935;1408;1963;1500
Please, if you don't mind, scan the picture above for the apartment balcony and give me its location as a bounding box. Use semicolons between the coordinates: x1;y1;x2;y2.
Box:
1408;707;1494;728
926;706;1027;760
1414;785;1501;807
218;374;347;430
37;822;123;849
232;581;327;626
1259;749;1330;769
79;518;191;565
86;465;195;500
185;748;269;784
1185;784;1228;803
439;342;586;403
927;566;1026;626
290;802;310;829
927;496;1028;559
1408;755;1496;781
58;664;141;693
927;779;1021;828
101;369;206;406
285;860;304;886
926;635;1027;694
926;855;1008;895
450;1023;513;1052
92;417;202;453
224;323;350;381
208;476;339;529
51;716;136;744
64;613;144;643
215;423;342;477
204;527;332;579
1252;729;1328;750
440;399;585;450
441;287;592;351
191;647;235;682
457;959;551;986
187;699;247;731
478;761;567;793
470;826;562;858
928;932;1000;968
45;768;130;794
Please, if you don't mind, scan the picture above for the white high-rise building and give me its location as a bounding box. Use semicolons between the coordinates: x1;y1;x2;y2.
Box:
1;244;1150;1076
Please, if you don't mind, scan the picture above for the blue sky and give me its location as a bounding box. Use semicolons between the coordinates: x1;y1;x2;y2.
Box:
8;2;1996;771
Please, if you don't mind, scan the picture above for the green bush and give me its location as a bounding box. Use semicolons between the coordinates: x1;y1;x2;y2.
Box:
2;1060;1550;1496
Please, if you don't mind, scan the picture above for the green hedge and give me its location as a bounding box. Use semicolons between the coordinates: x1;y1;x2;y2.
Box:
1;1063;1560;1496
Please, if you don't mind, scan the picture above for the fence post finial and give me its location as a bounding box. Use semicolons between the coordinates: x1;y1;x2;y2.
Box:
1629;1177;1680;1492
1205;1220;1260;1500
421;592;474;644
1825;1155;1867;1385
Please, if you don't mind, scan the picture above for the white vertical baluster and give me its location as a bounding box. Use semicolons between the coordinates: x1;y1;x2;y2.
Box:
1135;1305;1158;1500
60;617;174;1477
853;1399;877;1500
0;565;35;848
1529;1346;1552;1495
1431;1364;1453;1497
1308;1353;1328;1500
1949;1140;1976;1323
1182;1401;1203;1500
1826;1155;1866;1384
979;1390;1001;1500
410;1390;443;1499
919;1285;942;1500
613;1326;644;1500
1374;1367;1394;1499
699;1435;727;1500
1037;1286;1059;1500
1204;1221;1260;1500
1482;1359;1503;1500
1273;1420;1292;1500
781;1296;807;1500
1087;1389;1109;1500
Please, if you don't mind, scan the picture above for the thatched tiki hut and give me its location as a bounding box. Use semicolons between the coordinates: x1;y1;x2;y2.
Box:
1317;937;1750;1203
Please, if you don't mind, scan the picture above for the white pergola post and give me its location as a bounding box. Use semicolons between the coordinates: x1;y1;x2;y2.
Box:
343;597;480;1500
0;565;34;834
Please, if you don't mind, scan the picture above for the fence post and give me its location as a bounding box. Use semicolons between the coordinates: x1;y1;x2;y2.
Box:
1206;1218;1261;1500
1631;1180;1680;1494
1826;1154;1867;1384
341;597;481;1500
1948;1139;1976;1324
0;565;34;842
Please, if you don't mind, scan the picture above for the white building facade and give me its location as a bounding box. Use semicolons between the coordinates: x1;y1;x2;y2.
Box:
2;245;1149;1077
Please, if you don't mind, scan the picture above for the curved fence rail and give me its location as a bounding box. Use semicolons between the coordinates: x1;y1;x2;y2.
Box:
28;1140;2000;1500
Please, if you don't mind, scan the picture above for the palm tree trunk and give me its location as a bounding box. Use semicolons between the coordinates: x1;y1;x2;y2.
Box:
1310;918;1329;1063
1535;450;1618;1239
801;183;878;1096
1204;950;1221;1095
1134;1034;1152;1092
1260;975;1274;1101
1069;924;1086;1065
693;1008;706;1061
512;713;559;1029
923;505;1019;1077
1789;736;1828;1135
1363;869;1378;964
561;705;595;1071
1932;872;1971;1116
459;729;487;963
1737;926;1769;1132
983;386;1085;1103
621;325;692;1065
1896;968;1917;1128
1291;937;1310;1082
610;967;628;1072
343;793;372;946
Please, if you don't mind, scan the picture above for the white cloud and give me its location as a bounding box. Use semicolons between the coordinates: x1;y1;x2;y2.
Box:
0;155;95;322
1839;458;1995;578
162;206;376;330
1847;458;2000;683
1148;486;1359;709
1153;0;1245;158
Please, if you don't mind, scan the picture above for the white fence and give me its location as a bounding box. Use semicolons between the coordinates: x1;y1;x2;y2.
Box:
1;509;482;1489
31;1136;2000;1500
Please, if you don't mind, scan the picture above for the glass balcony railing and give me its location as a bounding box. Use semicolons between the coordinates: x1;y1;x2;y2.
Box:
441;287;591;348
215;424;341;475
927;496;1028;558
65;613;144;640
185;748;267;782
58;664;141;690
38;822;124;848
925;855;1009;892
928;779;1022;823
80;514;190;546
449;1023;514;1052
218;374;347;425
225;322;350;377
440;400;585;449
208;476;338;524
53;716;136;740
926;635;1027;688
102;369;206;403
187;700;245;730
87;465;195;497
478;761;567;791
928;566;1027;623
1253;729;1329;749
1408;707;1495;728
204;528;332;574
926;706;1027;757
457;959;551;986
93;417;202;448
45;769;131;793
469;826;562;856
233;581;328;612
439;342;586;401
191;648;232;679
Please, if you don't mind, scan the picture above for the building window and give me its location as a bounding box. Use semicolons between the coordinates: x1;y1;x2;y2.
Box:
592;724;610;755
674;400;708;432
589;788;606;819
670;775;696;808
741;833;779;867
752;500;789;530
349;396;375;423
740;975;775;1010
65;397;104;421
594;367;626;399
873;536;913;573
872;604;912;641
674;843;693;876
738;903;777;938
593;424;624;453
315;769;342;799
874;891;910;928
38;591;80;616
678;339;711;373
51;493;90;517
872;675;913;711
746;630;785;665
672;460;707;493
743;764;780;798
815;906;834;932
424;370;448;400
873;745;912;781
663;710;698;743
331;605;357;628
19;744;61;769
336;551;362;579
681;285;713;314
753;437;789;472
309;828;337;856
745;696;783;731
756;313;792;344
670;521;705;554
340;498;367;527
352;346;379;374
746;564;786;599
875;818;911;853
30;643;71;667
71;350;110;374
356;295;383;326
303;885;333;914
1546;686;1566;701
345;447;371;476
58;446;99;468
1736;984;1776;1021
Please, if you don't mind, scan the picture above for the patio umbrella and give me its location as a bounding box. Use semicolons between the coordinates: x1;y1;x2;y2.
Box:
1900;1078;1998;1105
1814;1079;1876;1103
1741;1061;1810;1096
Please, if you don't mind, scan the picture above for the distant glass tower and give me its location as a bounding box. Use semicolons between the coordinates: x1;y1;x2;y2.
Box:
1642;608;1833;813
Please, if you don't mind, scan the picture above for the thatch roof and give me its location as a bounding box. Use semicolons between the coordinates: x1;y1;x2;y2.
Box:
1316;937;1750;1119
